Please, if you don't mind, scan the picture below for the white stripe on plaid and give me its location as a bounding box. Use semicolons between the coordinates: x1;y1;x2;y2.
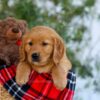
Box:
70;73;75;100
70;70;76;100
64;72;72;100
0;74;24;100
4;65;36;99
67;70;76;90
8;82;16;92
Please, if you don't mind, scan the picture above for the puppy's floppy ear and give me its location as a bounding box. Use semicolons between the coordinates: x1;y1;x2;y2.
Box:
18;20;28;34
53;37;64;65
52;37;72;90
19;35;26;62
16;34;31;85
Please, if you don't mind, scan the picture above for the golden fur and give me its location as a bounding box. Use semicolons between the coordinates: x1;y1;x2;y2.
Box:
16;26;72;90
0;84;14;100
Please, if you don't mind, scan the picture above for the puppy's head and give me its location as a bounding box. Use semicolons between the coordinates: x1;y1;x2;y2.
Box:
20;26;64;68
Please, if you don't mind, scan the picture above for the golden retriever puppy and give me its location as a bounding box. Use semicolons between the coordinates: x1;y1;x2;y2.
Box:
16;26;72;90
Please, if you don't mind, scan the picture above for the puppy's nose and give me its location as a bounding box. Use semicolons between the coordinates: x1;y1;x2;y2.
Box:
32;53;40;62
12;27;19;33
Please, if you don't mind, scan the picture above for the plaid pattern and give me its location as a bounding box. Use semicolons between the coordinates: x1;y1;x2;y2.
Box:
0;65;76;100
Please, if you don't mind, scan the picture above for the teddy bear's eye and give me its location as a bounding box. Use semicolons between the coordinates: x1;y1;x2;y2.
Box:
28;42;33;46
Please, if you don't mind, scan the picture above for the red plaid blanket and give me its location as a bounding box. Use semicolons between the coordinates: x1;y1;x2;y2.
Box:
0;65;76;100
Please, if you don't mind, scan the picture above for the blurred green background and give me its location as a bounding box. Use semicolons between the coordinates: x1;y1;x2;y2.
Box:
0;0;100;100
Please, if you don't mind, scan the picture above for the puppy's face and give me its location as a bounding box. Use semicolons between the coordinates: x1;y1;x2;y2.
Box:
20;26;65;70
24;32;54;66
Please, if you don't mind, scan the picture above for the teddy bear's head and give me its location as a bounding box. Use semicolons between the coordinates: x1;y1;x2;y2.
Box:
0;17;28;42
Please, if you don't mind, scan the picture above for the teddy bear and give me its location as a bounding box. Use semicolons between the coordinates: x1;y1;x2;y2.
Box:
0;17;28;66
0;17;28;100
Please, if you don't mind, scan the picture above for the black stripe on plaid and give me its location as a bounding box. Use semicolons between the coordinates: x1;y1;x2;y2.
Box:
67;70;76;91
29;85;53;100
28;73;53;100
0;65;11;70
3;77;30;100
38;73;53;99
40;73;52;81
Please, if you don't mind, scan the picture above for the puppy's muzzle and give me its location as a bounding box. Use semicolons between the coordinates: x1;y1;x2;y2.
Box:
32;53;40;62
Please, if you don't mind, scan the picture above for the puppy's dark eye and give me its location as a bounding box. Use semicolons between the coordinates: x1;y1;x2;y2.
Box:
28;42;33;46
42;42;48;46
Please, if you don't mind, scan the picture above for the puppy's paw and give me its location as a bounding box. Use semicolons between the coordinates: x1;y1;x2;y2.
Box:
16;62;31;85
16;75;29;85
54;80;67;90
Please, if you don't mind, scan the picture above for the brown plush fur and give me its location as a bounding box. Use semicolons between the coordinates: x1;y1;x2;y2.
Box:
0;17;28;66
16;26;72;90
0;17;28;100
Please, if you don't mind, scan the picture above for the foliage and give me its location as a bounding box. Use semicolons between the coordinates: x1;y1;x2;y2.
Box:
0;0;96;78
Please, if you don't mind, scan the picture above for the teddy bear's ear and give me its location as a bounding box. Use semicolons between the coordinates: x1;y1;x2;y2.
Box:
0;20;3;26
18;20;28;34
0;20;3;33
4;17;16;26
0;20;5;37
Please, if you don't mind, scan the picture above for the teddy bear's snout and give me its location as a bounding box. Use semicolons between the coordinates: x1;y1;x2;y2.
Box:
12;27;19;33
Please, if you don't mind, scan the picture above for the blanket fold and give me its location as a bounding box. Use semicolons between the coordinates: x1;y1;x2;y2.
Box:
0;65;76;100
